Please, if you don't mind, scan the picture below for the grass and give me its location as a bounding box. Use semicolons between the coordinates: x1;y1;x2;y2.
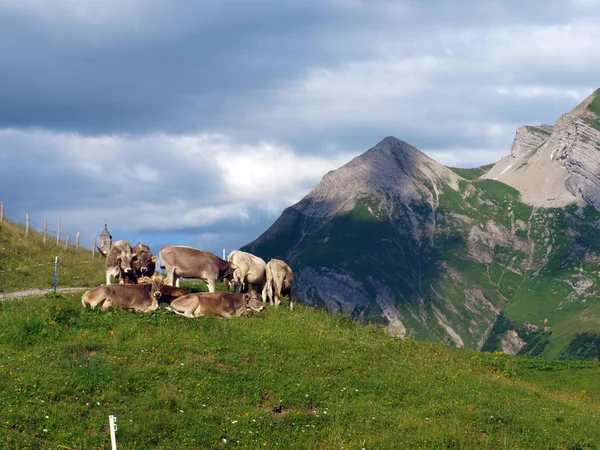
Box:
1;292;600;449
0;219;105;292
447;164;494;180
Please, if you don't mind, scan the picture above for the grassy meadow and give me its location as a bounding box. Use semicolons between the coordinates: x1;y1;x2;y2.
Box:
0;219;105;293
1;292;600;449
3;215;600;448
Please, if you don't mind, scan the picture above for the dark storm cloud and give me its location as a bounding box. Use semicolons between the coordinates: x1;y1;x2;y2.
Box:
0;0;594;138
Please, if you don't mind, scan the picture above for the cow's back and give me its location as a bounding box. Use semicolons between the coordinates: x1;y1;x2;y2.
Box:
160;246;214;276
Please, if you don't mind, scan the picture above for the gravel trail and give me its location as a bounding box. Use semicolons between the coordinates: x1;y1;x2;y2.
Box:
0;287;88;301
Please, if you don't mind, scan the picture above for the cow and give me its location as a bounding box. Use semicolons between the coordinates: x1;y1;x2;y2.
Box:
132;243;156;278
105;240;135;285
159;245;237;292
166;290;265;318
158;285;190;305
265;259;294;310
81;272;165;312
227;250;268;302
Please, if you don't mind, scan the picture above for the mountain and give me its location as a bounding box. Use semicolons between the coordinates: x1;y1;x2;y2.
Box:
243;89;600;359
483;89;600;209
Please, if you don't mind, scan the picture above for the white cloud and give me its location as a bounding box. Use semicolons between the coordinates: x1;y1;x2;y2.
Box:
0;128;357;234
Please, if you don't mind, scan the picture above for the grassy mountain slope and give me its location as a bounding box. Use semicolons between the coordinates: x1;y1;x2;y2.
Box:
245;163;600;359
0;219;105;292
1;292;600;449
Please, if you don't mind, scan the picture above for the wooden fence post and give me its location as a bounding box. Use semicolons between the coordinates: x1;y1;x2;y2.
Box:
56;218;61;247
26;213;30;236
93;237;97;258
76;232;80;251
65;234;70;251
0;201;3;223
43;218;47;245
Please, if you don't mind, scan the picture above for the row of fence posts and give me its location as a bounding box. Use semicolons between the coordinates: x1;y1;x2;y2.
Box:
1;202;101;256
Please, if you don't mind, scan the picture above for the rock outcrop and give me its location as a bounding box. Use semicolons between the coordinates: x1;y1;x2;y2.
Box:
484;89;600;209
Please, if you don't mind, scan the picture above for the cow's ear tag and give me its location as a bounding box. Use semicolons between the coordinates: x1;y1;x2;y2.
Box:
164;279;171;286
152;256;157;263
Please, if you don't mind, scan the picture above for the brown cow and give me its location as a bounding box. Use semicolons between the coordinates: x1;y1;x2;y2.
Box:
81;272;165;312
265;259;294;310
158;285;190;304
132;243;156;278
105;240;135;285
166;290;265;318
159;245;236;292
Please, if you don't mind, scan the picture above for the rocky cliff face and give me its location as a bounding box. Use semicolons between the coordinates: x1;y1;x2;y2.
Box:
481;124;553;180
243;90;600;359
484;89;600;209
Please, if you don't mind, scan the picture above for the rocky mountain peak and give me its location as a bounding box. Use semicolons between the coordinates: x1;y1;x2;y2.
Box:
296;136;461;219
483;88;600;209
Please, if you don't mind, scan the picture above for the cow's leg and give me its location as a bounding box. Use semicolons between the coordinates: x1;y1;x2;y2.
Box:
100;298;112;311
106;270;112;285
273;278;281;307
207;278;216;293
288;287;293;311
261;283;268;303
233;274;242;293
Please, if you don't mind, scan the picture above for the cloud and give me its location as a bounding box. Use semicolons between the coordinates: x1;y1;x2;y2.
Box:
1;0;600;255
0;129;357;253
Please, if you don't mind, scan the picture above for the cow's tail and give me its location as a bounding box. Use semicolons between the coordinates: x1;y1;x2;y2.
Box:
159;248;165;270
96;246;107;257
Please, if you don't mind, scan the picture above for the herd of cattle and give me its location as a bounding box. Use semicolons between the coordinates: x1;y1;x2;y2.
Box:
82;241;293;318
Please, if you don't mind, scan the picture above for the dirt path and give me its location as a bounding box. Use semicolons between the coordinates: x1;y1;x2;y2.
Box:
0;287;88;301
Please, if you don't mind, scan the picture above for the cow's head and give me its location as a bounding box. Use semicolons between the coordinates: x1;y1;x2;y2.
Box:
245;290;265;313
135;252;157;275
222;262;238;281
117;253;133;273
150;273;166;299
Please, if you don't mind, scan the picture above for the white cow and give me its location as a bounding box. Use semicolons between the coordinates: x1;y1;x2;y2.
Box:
265;259;294;310
227;250;268;302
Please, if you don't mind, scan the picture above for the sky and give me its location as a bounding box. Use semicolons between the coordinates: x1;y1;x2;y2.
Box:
0;0;599;257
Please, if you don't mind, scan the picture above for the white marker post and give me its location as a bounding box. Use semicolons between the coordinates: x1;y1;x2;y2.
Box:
109;415;118;450
53;256;58;292
223;249;226;260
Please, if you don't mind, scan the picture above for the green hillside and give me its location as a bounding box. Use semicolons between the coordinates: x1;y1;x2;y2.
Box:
0;219;105;293
246;172;600;360
1;292;600;449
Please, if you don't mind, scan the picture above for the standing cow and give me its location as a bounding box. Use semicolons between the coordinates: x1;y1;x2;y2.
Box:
265;259;294;310
159;245;236;292
105;240;135;285
132;243;156;278
227;250;268;302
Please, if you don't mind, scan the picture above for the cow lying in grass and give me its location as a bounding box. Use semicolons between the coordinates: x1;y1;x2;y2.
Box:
81;273;165;312
158;285;190;304
166;290;265;318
